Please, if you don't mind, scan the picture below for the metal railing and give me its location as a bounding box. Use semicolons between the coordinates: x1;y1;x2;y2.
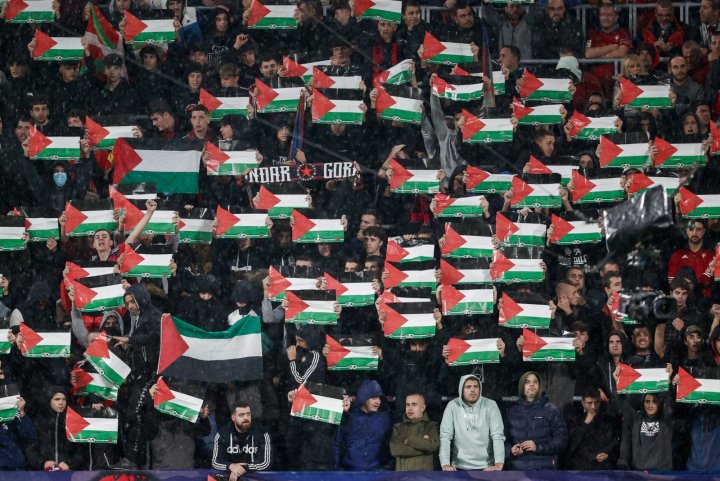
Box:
519;58;624;76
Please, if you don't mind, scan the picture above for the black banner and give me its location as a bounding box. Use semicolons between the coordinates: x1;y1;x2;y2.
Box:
244;162;358;183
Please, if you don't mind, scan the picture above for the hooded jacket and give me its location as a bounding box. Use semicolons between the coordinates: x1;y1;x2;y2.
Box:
389;411;439;471
504;372;568;470
0;396;36;470
125;284;161;376
617;393;673;470
287;325;326;389
26;388;84;470
439;374;505;470
565;401;620;470
71;309;125;348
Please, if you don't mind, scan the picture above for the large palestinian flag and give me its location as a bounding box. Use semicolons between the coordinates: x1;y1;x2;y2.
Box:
83;333;131;387
383;301;436;339
521;329;575;362
153;378;204;422
616;363;669;394
499;293;551;329
446;338;500;366
65;407;118;443
291;382;344;424
18;324;70;358
284;290;338;325
676;368;720;405
325;335;378;370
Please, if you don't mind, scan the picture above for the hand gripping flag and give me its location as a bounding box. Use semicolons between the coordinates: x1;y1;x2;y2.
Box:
71;364;118;401
512;98;563;125
389;159;440;194
205;144;259;176
64;199;117;237
465;166;513;194
676;368;720;405
200;88;249;121
18;323;70;358
291;382;345;424
461;110;513;144
254;184;311;219
376;85;423;125
521;329;575;362
549;214;602;245
355;0;401;22
374;59;414;86
441;221;494;258
491;249;544;284
119;244;173;278
312;68;363;90
16;207;58;242
0;216;25;252
626;173;680;197
86;117;135;150
616;363;669;394
324;272;375;307
446;338;500;366
285;290;338;325
386;240;435;263
519;70;572;103
154;377;204;422
215;206;268;239
158;314;263;383
178;208;214;245
266;265;321;300
64;261;116;280
311;89;364;125
282;56;331;83
451;66;505;94
652;137;706;169
0;384;20;422
421;32;473;65
83;333;131;386
32;30;83;61
67;274;125;313
526;156;574;187
440;285;494;316
255;79;303;113
495;213;546;247
291;209;344;243
440;258;492;286
123;11;175;45
571;170;624;205
5;0;54;23
619;77;671;109
247;0;298;29
432;194;486;218
383;260;437;289
499;292;551;329
28;129;80;160
510;176;562;209
678;187;720;219
66;407;118;444
567;111;619;140
599;134;650;169
325;335;378;370
109;188;176;236
383;301;436;339
432;76;484;102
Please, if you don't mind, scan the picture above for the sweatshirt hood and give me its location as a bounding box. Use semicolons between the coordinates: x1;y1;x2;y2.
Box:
458;374;481;402
518;371;542;399
125;283;152;314
353;379;384;408
100;309;125;337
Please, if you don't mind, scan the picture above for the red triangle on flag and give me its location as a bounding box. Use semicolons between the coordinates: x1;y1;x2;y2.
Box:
153;377;176;406
432;194;455;215
28;127;53;158
354;0;376;15
119;247;145;274
109;187;144;230
567;111;591;137
451;65;472;76
676;367;702;400
498;292;522;324
615;362;642;392
215;205;239;236
511;97;533;120
373;71;389;89
267;266;291;298
64;203;89;236
571;169;596;200
421;32;447;60
65;262;90;280
598;135;623;167
519;70;543;98
285;291;310;319
375;87;397;113
383;304;408;336
432;76;454;96
18;323;43;354
69;279;98;310
382;262;408;288
652;137;678;167
522;328;547;357
123;10;148;42
490;251;515;279
112;138;144;185
619;77;643;105
312;67;336;89
446;338;471;364
291;384;318;413
549;214;575;243
323;273;348;296
627;173;653;194
86;117;110;149
510;176;533;205
678;187;703;216
204;142;231;173
465;166;489;190
385;240;409;263
71;365;93;392
85;333;111;359
248;0;271;26
282;56;307;78
440;259;463;285
441;225;466;255
461;109;485;141
291;209;316;240
311;89;336;121
527;155;552;175
495;213;519;242
255;186;281;210
441;285;465;311
65;407;91;438
158;314;190;374
5;0;30;21
199;88;223;113
255;78;279;111
325;334;350;367
388;159;413;190
33;29;58;58
710;122;720;153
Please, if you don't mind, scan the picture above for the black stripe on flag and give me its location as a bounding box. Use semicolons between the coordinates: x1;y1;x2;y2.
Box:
385;301;435;315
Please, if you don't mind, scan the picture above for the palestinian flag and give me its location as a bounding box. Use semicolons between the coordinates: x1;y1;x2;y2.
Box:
32;30;83;61
311;89;364;125
599;135;650;169
616;363;669;394
653;138;706;169
441;286;494;316
433;194;485;218
266;265;321;300
64;261;116;280
247;0;297;29
5;0;54;22
676;368;720;405
324;272;375;307
440;258;492;286
510;176;562;209
254;184;311;218
282;56;331;83
383;302;436;339
461;110;513;144
374;59;414;86
18;324;70;358
66;407;118;444
154;378;204;423
567;112;619;140
158;314;263;383
67;275;125;313
326;335;378;370
450;66;505;95
178;209;214;245
120;245;173;278
291;210;344;243
109;188;175;235
386;240;435;263
86;118;135;150
432;76;484;102
215;206;268;239
16;207;58;242
28;130;79;160
526;157;574;186
465;166;513;194
355;0;400;22
83;333;131;386
71;365;118;401
421;32;473;65
112;182;157;200
521;329;575;362
383;261;437;289
389;159;440;194
255;79;302;113
205;145;259;176
379;287;430;306
291;382;344;424
64;199;116;237
499;293;551;329
571;171;623;204
495;213;546;247
84;4;126;81
490;250;544;283
446;338;500;366
0;329;11;355
0;217;25;251
441;222;494;258
519;70;571;103
549;214;602;245
113;138;203;194
678;187;720;219
312;68;362;90
285;290;337;325
512;98;563;125
200;89;249;121
0;391;19;422
376;86;423;125
619;78;671;109
627;173;679;196
123;11;175;45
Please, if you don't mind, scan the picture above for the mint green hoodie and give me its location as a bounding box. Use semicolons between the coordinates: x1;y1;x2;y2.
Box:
439;374;506;470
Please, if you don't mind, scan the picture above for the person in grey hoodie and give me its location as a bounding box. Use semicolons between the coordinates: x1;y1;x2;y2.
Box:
439;374;505;471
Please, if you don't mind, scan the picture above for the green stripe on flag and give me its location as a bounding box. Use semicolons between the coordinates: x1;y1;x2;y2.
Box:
119;171;198;195
156;400;200;422
525;348;576;362
467;175;514;194
294;229;345;243
620;380;669;394
0;396;19;422
380;107;422;125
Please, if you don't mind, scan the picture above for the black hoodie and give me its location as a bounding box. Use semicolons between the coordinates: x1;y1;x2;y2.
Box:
26;388;83;470
126;284;162;376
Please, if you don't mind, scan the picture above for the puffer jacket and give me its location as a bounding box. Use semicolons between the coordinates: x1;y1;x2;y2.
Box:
389;412;439;471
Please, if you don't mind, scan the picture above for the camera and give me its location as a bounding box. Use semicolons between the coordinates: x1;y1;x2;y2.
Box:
616;290;677;324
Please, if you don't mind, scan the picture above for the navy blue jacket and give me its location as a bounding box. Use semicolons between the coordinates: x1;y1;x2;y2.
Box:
0;414;36;470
